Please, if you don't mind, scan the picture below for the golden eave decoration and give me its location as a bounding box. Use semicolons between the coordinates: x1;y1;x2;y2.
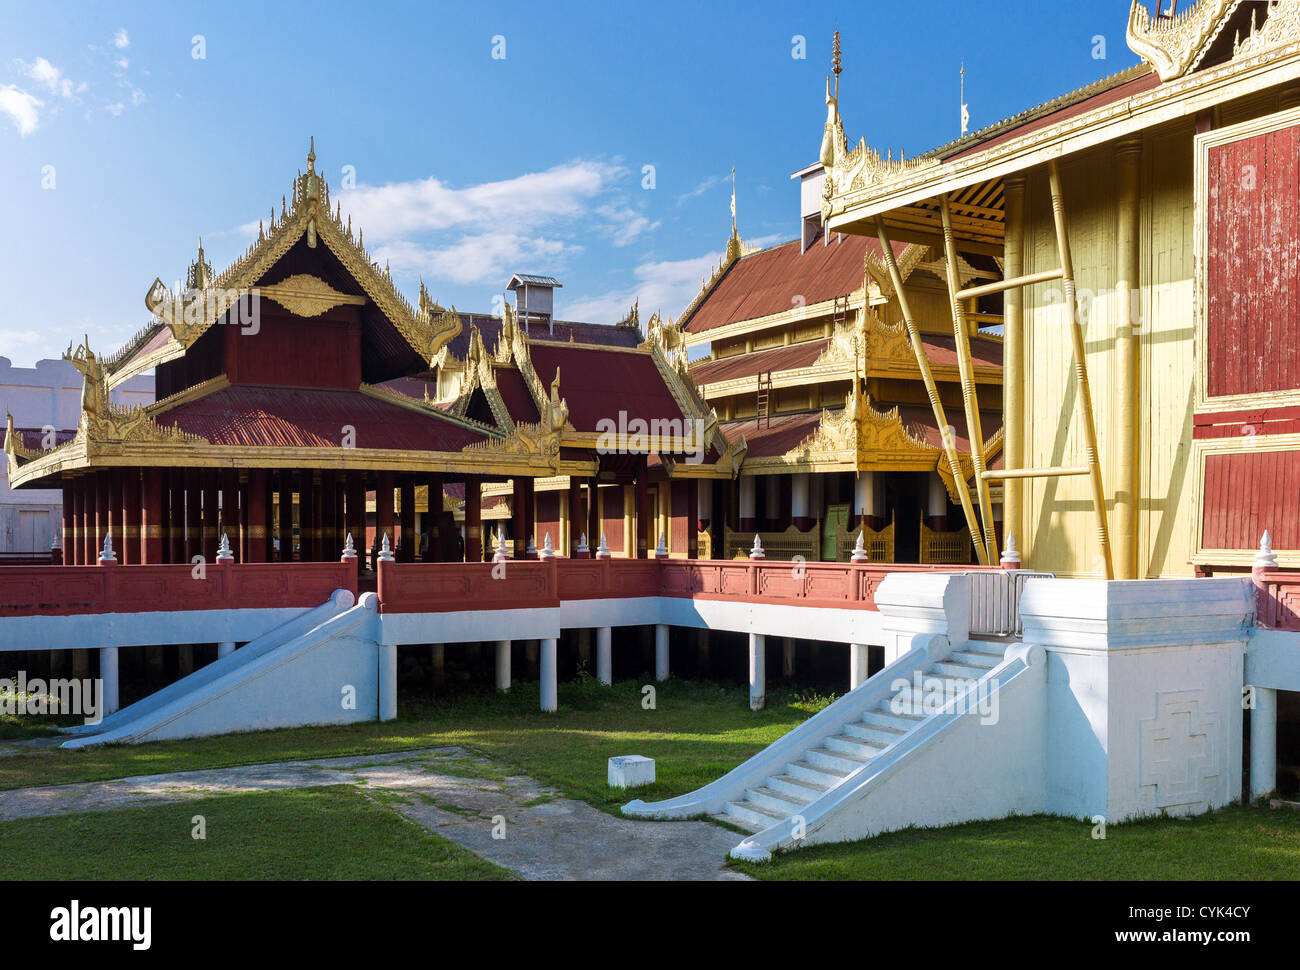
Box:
937;426;1005;504
1126;0;1239;81
259;274;367;317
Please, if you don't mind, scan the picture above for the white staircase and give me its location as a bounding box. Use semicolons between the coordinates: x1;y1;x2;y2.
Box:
719;644;1004;834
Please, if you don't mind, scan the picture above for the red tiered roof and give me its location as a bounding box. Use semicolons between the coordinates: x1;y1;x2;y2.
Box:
154;384;486;450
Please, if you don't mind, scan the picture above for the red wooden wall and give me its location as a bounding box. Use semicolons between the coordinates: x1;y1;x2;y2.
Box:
600;485;625;553
1202;449;1300;549
1206;124;1300;398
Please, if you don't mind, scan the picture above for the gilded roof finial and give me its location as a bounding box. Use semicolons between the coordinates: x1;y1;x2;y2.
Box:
307;135;316;174
831;29;842;98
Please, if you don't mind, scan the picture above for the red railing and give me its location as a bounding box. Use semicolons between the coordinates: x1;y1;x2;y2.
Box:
1256;571;1300;631
376;557;986;615
0;561;356;618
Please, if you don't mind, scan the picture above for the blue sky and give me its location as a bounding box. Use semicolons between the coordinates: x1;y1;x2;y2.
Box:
0;0;1144;367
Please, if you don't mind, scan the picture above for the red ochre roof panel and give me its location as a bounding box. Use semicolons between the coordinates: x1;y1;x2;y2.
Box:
718;411;827;458
155;384;485;451
917;333;1003;370
683;235;906;334
493;368;542;425
443;314;641;359
692;338;831;385
894;404;1003;454
526;344;685;432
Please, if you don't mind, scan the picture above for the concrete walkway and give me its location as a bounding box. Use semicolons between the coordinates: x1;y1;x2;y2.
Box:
0;747;748;881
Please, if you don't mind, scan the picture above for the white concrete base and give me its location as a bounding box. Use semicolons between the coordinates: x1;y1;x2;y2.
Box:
608;755;655;788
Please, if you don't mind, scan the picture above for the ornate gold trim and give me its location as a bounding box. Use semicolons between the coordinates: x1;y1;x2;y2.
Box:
260;273;367;317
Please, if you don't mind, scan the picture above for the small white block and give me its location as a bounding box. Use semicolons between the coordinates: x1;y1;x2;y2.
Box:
608;755;655;789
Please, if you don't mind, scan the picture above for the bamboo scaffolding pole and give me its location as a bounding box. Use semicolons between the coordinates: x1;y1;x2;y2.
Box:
938;196;998;565
1047;158;1114;580
874;216;989;566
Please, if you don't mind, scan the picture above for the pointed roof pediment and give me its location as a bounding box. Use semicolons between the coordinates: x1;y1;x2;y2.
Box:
1126;0;1296;82
106;141;463;388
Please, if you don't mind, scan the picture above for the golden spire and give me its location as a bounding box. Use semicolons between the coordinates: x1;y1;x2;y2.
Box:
832;30;842;98
307;135;316;174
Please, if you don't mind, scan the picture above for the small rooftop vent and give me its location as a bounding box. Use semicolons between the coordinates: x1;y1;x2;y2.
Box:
506;274;562;334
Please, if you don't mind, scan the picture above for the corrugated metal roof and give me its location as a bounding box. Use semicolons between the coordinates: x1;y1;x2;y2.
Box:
718;411;827;458
692;339;831;385
682;234;904;334
507;274;563;289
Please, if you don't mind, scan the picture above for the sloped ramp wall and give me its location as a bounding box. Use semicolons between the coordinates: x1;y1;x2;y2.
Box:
62;592;380;747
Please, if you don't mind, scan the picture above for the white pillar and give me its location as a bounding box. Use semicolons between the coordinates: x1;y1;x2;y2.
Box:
596;627;612;685
855;473;873;522
927;472;948;518
739;475;756;523
430;643;445;684
540;637;558;712
100;647;120;716
654;624;669;681
782;638;796;677
791;473;809;523
378;643;397;722
749;633;766;711
850;643;870;690
1251;686;1278;799
495;639;511;692
697;482;713;523
217;641;235;659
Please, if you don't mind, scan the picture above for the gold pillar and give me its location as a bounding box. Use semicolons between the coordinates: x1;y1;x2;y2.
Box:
1115;138;1143;579
1003;175;1026;562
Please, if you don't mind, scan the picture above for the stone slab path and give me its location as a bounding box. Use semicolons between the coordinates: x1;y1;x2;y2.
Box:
0;747;749;881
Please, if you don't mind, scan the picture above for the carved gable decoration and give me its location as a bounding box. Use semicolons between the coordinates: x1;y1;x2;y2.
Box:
1126;0;1299;82
260;274;367;317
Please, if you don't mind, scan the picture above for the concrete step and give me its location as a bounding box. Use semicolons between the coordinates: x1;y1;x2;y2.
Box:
746;785;810;816
805;745;871;774
823;733;887;758
768;773;829;802
725;798;787;832
713;810;766;834
949;649;1002;669
843;720;906;746
931;659;995;678
785;759;849;788
861;708;922;731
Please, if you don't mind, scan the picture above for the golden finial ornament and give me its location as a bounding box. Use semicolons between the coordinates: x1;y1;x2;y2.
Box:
831;30;842;96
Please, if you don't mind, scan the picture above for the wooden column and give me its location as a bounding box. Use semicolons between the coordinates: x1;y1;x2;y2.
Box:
245;469;268;563
376;471;395;558
523;477;536;557
299;470;317;562
424;472;443;561
105;469;121;562
586;480;599;559
1115;139;1142;580
686;478;699;559
119;469;138;566
568;477;583;556
399;473;416;563
464;475;482;563
61;482;74;565
318;469;335;561
512;478;527;558
185;469;202;563
346;472;365;567
201;470;219;562
1003;174;1026;567
635;463;649;559
141;467;164;564
69;478;83;565
277;472;293;561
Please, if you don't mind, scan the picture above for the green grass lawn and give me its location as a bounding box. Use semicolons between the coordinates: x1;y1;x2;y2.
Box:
0;785;513;880
0;677;830;817
731;804;1300;880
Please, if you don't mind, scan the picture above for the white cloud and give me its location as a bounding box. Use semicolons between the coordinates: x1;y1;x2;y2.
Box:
595;203;659;247
562;233;784;324
674;172;729;207
375;232;578;287
339;160;624;239
113;28;130;50
0;85;42;135
105;102;124;117
18;57;80;99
